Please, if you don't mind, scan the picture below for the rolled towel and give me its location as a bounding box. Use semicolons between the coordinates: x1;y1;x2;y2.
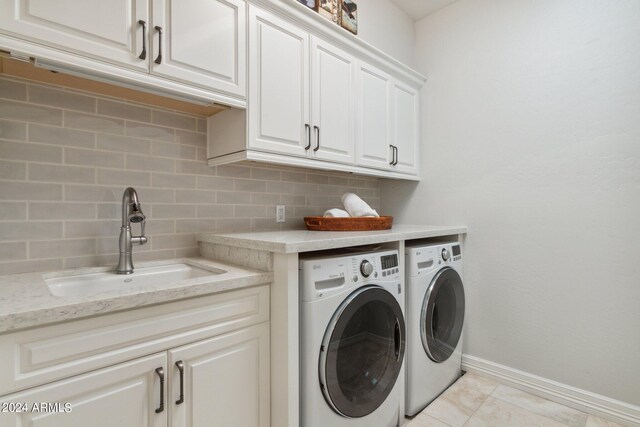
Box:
323;208;350;218
341;193;379;217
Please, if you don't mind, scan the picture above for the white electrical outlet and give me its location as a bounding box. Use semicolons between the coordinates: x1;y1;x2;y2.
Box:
276;205;285;223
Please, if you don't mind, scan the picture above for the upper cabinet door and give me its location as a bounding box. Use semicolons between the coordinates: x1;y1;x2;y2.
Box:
169;324;270;427
151;0;246;97
248;6;310;158
310;36;355;165
355;62;393;170
391;81;420;175
0;0;149;70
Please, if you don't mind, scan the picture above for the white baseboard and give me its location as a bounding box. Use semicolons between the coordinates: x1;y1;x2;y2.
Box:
461;355;640;427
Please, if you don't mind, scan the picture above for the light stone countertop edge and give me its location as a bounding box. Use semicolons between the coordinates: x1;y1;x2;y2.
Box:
198;225;468;254
0;257;273;334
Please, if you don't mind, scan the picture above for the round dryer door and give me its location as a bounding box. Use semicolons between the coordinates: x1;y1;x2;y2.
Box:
421;267;465;363
319;286;405;418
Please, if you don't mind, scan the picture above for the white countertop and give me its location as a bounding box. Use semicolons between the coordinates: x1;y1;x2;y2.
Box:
198;224;467;254
0;258;272;333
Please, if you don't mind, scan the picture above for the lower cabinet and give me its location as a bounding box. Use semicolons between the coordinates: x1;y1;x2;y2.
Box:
0;285;270;427
0;323;269;427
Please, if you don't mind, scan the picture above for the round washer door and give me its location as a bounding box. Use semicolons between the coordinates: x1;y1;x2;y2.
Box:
319;285;405;418
421;267;465;363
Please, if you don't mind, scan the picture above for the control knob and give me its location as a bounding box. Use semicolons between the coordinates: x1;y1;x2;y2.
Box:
441;248;451;261
360;260;374;277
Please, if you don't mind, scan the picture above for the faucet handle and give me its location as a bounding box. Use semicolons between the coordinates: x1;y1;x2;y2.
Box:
131;220;147;246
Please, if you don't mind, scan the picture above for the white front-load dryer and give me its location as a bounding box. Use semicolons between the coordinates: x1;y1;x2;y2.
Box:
405;242;465;416
300;249;406;427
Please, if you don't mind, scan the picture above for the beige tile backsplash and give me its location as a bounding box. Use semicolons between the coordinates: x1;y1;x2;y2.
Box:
0;76;381;275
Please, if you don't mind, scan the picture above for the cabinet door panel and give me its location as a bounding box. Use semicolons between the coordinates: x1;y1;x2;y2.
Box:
392;82;419;175
169;324;270;427
356;62;392;170
310;36;355;164
0;353;167;427
0;0;148;70
151;0;246;97
248;6;310;157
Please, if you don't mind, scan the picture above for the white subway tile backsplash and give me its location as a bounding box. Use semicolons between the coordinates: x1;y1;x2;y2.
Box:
0;202;27;220
0;160;26;180
65;111;124;134
0;119;27;141
29;85;96;113
29;202;96;220
30;238;96;259
0;182;63;201
28;163;95;184
152;173;195;189
0;242;27;261
0;79;27;101
0;222;62;240
97;169;151;186
152;110;197;131
125;121;174;141
97;99;152;123
0;99;62;125
30;124;96;148
65;147;124;168
0;76;380;274
0;140;63;163
97;134;151;154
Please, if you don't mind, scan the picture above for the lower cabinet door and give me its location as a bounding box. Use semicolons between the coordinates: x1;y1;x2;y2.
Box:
0;353;167;427
168;323;270;427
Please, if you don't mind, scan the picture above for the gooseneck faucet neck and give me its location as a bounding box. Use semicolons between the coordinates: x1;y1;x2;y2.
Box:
117;187;148;274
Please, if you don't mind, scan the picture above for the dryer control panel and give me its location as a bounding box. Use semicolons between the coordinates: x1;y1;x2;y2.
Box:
299;249;401;302
405;242;462;277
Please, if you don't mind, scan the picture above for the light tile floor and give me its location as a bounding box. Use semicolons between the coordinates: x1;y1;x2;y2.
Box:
404;373;626;427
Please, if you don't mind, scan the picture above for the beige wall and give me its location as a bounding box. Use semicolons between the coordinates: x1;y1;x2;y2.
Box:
0;76;380;275
382;0;640;407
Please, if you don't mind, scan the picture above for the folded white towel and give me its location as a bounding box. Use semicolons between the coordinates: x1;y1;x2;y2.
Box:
341;193;379;217
323;208;350;218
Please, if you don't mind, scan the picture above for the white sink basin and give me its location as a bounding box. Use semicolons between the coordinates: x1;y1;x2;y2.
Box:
45;262;225;298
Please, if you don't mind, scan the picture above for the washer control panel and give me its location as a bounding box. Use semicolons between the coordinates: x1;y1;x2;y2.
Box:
300;249;401;302
405;242;462;277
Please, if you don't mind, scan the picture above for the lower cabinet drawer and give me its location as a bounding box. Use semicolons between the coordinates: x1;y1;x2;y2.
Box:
0;285;269;396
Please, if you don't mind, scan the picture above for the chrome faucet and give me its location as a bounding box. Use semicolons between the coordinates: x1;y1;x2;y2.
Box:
117;187;148;274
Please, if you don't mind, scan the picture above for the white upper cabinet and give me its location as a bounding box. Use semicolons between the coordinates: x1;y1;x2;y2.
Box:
0;0;149;70
151;0;246;96
248;5;310;157
310;36;355;165
355;61;393;170
391;81;419;175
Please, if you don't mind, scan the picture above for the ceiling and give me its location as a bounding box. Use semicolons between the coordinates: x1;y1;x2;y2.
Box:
389;0;458;21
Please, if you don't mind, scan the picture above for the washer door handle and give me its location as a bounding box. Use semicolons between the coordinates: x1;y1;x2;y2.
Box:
394;317;401;361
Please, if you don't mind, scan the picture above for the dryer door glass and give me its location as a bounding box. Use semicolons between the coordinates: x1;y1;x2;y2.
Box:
421;267;465;363
320;286;406;418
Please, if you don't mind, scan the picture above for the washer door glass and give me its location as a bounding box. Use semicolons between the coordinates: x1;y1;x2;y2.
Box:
421;267;465;363
320;286;405;418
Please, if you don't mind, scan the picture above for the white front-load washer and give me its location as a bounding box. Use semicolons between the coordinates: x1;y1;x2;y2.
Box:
300;248;406;427
405;241;465;416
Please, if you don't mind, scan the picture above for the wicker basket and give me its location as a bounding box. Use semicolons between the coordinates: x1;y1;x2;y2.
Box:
304;216;393;231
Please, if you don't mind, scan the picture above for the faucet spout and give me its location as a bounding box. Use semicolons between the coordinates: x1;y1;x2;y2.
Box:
117;187;147;274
